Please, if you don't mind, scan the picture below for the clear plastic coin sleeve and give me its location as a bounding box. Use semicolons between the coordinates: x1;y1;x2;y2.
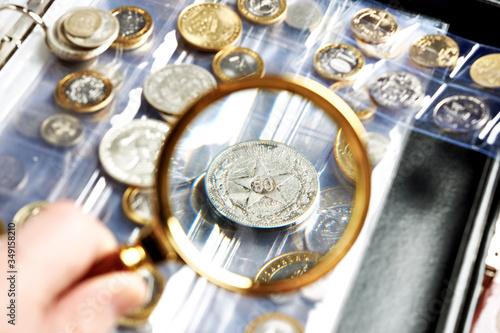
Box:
2;0;500;332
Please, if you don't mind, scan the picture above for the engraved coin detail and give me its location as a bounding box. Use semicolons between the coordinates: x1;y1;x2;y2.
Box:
13;201;48;228
63;8;102;38
410;34;459;68
433;95;490;133
122;187;154;225
212;47;265;81
351;8;398;44
238;0;287;25
313;43;365;81
470;54;500;88
205;141;319;229
330;82;376;121
305;204;352;253
255;251;322;282
64;8;119;49
369;71;424;109
245;312;304;333
0;155;27;191
40;114;84;147
143;64;217;116
111;6;154;50
99;119;169;187
285;0;322;30
178;3;242;51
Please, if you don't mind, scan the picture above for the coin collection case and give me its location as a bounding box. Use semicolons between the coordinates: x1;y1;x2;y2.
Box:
1;0;498;332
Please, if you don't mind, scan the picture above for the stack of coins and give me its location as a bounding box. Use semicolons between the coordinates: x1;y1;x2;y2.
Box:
111;6;154;50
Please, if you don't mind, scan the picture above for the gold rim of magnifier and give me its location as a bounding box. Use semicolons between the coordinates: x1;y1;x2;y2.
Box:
156;75;371;294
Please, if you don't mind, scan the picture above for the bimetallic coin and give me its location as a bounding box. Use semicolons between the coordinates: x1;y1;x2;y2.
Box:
255;251;322;282
365;132;390;167
470;54;500;88
351;8;398;44
178;3;242;51
212;47;265;81
122;187;154;225
305;204;352;253
0;155;27;191
205;141;319;229
238;0;287;25
55;70;114;113
245;313;304;333
313;43;365;81
143;64;217;116
285;0;322;30
64;9;119;49
369;71;424;110
330;82;376;121
334;129;357;184
13;201;48;228
410;34;459;68
40;114;84;147
63;8;102;38
99;119;169;187
111;6;154;50
433;95;490;133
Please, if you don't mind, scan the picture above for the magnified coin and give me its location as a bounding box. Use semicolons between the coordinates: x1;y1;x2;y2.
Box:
330;82;376;121
55;70;114;113
63;8;102;38
409;34;459;68
13;201;48;228
245;312;304;333
205;141;320;229
40;114;84;147
433;95;490;133
122;187;154;225
212;47;265;81
178;3;242;51
238;0;287;25
99;119;169;187
305;204;352;253
255;251;322;282
0;155;27;191
313;43;365;81
64;8;119;49
334;129;357;184
143;64;217;116
369;71;424;110
111;6;154;50
285;0;322;30
350;8;398;44
470;53;500;88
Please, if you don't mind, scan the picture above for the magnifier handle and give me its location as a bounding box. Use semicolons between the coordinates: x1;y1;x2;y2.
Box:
84;245;148;280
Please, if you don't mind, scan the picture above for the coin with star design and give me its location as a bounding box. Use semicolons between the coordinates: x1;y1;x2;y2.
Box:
205;141;319;229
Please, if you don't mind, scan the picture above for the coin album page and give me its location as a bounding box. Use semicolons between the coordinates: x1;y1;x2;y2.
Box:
1;0;500;332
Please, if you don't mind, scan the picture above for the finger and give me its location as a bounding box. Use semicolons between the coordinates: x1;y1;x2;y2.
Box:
17;200;118;306
49;272;147;333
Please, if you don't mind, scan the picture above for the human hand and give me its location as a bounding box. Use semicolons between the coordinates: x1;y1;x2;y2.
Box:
0;200;148;333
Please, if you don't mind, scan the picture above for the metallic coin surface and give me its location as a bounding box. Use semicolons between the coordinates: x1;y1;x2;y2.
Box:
285;0;322;30
255;251;322;282
245;312;304;333
0;155;27;191
369;71;424;109
205;141;319;229
40;114;84;147
99;119;169;187
334;129;356;183
305;204;352;253
64;9;119;49
111;6;154;50
13;201;48;228
350;8;398;44
122;187;154;225
238;0;287;25
409;34;459;68
143;64;217;116
433;95;490;133
330;82;376;121
63;8;102;38
470;54;500;88
55;70;114;113
365;132;390;166
313;43;365;81
212;47;265;81
178;3;242;51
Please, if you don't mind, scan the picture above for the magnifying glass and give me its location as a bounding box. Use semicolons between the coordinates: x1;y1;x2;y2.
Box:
91;75;371;296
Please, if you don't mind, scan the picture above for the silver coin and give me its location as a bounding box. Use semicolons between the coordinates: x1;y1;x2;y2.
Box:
63;8;102;38
433;95;490;133
64;8;119;49
0;155;27;191
40;114;84;147
245;0;281;17
369;71;424;109
285;0;322;30
364;132;390;166
143;64;217;116
66;75;107;105
205;141;319;229
220;51;259;79
305;204;352;253
115;9;146;37
99;119;169;187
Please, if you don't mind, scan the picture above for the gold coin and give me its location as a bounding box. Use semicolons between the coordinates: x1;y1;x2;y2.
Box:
238;0;287;25
13;201;48;228
409;34;459;68
245;312;304;333
350;8;398;44
470;54;500;88
330;81;376;121
355;37;405;59
212;46;265;81
313;43;365;81
177;3;242;52
55;70;114;113
111;6;154;50
122;187;154;226
334;129;357;184
255;251;322;283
